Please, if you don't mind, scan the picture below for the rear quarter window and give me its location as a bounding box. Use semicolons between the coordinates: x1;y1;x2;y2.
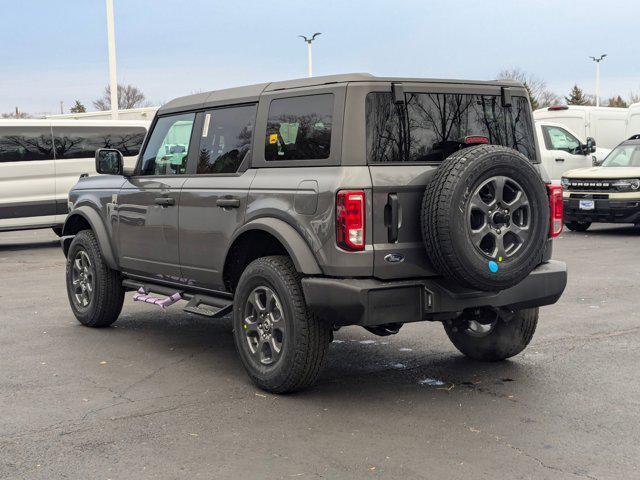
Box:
264;94;333;161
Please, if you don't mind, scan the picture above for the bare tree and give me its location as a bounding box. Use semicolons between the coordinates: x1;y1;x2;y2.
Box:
1;107;30;119
93;84;150;111
629;90;640;105
497;68;560;108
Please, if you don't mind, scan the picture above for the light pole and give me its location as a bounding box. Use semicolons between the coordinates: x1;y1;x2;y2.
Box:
589;54;607;107
105;0;119;119
298;33;321;77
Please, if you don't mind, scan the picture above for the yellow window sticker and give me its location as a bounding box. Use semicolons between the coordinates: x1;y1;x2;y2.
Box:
269;133;278;144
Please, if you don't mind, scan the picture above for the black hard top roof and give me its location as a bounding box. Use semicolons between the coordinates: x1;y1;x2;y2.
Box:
157;73;523;115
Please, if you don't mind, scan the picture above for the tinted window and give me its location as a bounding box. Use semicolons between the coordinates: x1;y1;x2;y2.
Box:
366;92;536;163
265;94;333;161
0;127;55;162
542;125;580;153
197;105;256;174
52;126;146;159
138;114;195;176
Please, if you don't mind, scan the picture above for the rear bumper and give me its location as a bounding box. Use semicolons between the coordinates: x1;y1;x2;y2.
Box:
301;260;567;326
564;198;640;224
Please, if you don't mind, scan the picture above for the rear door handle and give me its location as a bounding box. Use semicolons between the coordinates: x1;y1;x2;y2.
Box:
555;158;565;162
216;197;240;208
154;197;175;206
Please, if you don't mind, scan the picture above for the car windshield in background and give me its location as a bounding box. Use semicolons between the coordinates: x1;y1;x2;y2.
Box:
366;92;536;163
602;144;640;167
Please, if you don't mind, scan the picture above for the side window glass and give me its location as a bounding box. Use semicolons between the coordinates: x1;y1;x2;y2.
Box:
265;94;333;161
197;105;256;174
0;127;55;162
53;127;147;159
138;114;195;176
545;126;580;153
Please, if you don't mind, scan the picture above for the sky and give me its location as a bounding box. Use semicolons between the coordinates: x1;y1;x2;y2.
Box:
1;0;639;115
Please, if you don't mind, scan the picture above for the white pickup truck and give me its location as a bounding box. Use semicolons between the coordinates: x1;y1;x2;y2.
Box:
535;121;610;181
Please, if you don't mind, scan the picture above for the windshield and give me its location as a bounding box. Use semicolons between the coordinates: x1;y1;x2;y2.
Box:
366;92;537;163
602;144;640;167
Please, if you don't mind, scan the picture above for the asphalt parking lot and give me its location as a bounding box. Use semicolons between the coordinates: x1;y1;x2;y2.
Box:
1;226;639;479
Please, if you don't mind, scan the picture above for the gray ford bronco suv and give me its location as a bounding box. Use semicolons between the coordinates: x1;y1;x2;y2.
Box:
61;73;567;393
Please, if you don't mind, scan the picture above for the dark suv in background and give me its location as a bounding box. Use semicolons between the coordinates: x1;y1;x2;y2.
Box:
61;73;567;393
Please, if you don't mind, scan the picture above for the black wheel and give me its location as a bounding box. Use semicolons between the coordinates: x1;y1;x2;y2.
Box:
443;307;538;361
52;226;63;237
422;145;549;292
65;230;124;327
232;255;331;393
565;221;591;232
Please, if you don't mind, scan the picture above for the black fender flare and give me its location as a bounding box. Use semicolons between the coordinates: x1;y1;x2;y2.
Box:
229;218;322;275
61;206;118;270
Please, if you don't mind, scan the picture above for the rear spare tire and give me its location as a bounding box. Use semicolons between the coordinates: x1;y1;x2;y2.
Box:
422;145;549;292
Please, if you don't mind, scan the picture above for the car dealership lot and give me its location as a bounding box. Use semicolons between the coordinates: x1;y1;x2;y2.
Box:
1;227;639;479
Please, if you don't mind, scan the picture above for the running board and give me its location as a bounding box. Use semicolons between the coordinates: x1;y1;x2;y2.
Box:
123;279;232;318
183;295;232;318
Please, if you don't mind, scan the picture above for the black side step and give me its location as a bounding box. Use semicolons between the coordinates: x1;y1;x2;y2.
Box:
122;279;233;318
184;295;232;318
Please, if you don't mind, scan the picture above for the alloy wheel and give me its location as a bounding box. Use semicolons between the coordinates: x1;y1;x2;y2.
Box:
71;249;94;308
467;175;532;260
243;286;286;366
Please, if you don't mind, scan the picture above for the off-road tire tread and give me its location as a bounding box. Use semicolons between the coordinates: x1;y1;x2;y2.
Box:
234;255;331;393
66;229;124;327
444;308;539;361
422;145;547;291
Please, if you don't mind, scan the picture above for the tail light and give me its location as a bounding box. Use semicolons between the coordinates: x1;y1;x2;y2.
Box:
547;184;563;237
336;190;365;251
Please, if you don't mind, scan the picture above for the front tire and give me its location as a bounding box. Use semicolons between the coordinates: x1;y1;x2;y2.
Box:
565;221;591;232
65;230;124;327
232;256;331;393
443;307;538;361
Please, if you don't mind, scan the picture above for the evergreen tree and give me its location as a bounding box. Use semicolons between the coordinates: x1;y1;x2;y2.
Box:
565;85;591;105
523;82;539;110
70;100;87;113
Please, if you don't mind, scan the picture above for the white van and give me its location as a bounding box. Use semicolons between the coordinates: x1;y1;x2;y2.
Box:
533;105;627;149
625;102;640;139
0;119;148;234
535;121;610;181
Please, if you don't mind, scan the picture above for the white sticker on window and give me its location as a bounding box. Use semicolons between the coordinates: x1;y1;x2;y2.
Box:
202;113;211;137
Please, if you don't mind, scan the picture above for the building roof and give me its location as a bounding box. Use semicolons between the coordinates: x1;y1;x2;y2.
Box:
158;73;523;115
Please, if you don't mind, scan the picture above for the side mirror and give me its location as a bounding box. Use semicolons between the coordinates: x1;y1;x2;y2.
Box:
586;137;596;153
95;149;124;175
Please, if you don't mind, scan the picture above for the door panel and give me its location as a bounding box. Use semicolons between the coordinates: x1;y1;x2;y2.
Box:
117;177;186;279
179;171;256;289
116;113;196;280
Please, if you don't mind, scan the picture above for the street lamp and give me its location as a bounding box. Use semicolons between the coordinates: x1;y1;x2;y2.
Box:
298;33;321;78
589;54;607;107
105;0;119;119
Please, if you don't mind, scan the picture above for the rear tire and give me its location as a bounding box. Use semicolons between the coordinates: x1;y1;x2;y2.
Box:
443;307;538;361
65;230;124;327
565;221;591;232
232;255;331;393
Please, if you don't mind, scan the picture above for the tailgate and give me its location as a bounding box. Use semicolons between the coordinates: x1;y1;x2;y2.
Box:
369;164;439;279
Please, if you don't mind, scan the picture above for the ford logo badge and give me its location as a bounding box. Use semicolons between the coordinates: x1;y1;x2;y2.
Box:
384;253;405;263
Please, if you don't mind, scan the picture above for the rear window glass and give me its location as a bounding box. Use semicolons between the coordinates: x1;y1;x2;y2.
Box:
265;94;333;161
366;92;536;163
52;126;147;159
